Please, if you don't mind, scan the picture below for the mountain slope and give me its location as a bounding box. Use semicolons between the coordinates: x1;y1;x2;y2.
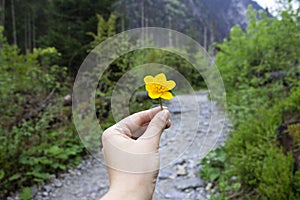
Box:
114;0;265;48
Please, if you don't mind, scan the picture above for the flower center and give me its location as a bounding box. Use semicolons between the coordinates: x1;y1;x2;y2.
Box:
152;83;168;93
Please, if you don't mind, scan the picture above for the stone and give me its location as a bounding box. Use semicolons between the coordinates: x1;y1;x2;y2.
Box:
174;178;204;191
169;106;182;114
90;192;97;199
176;165;187;176
42;191;48;197
189;192;206;200
49;174;56;182
30;186;38;197
53;179;63;188
164;190;186;199
43;185;52;192
158;170;173;180
68;169;76;176
187;159;196;169
173;158;186;165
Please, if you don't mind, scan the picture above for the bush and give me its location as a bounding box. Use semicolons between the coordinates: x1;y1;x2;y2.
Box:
199;3;300;199
0;27;84;198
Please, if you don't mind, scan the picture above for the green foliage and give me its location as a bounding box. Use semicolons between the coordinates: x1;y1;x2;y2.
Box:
19;187;32;200
37;0;116;75
216;5;299;96
87;13;117;50
199;147;226;182
200;3;300;199
0;28;84;198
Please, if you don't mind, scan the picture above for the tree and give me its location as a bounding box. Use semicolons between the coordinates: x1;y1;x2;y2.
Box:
0;0;5;26
38;0;115;76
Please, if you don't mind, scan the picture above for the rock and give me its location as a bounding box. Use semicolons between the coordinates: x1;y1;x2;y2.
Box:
173;158;186;165
49;174;56;182
90;192;97;199
164;190;186;199
158;170;173;180
42;191;48;197
43;185;52;192
87;185;102;193
63;94;72;106
189;192;206;200
68;169;76;176
203;121;209;126
30;186;38;197
35;195;43;200
184;188;193;193
170;107;181;114
176;165;187;176
174;178;204;191
187;159;196;169
53;179;63;188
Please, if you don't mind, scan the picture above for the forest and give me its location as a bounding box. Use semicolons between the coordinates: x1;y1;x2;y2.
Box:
0;0;300;199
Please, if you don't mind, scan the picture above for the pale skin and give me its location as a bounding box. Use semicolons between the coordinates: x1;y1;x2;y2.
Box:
100;107;171;200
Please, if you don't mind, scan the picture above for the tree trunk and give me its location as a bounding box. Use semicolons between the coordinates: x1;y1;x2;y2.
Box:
11;0;17;46
32;12;36;49
0;0;5;26
168;16;173;47
204;26;207;50
141;0;144;40
24;13;28;50
210;19;215;46
28;12;32;51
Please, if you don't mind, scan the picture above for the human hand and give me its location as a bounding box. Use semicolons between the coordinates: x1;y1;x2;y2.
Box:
100;107;171;200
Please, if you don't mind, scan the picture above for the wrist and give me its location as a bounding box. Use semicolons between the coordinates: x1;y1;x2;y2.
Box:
101;187;153;200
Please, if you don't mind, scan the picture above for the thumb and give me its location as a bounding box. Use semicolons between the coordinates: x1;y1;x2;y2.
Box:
139;109;170;147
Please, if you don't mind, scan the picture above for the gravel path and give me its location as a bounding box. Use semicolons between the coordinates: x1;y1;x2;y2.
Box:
9;91;229;200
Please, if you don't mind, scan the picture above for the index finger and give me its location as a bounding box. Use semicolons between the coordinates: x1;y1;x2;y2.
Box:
113;106;168;136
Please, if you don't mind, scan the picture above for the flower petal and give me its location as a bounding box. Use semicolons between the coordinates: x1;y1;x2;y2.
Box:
164;80;176;90
145;83;153;92
148;91;161;99
155;73;167;82
160;91;173;100
144;75;154;84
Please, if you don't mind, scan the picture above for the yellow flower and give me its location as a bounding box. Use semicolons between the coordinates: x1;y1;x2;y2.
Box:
144;73;176;100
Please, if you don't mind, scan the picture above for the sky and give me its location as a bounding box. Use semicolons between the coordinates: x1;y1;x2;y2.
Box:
254;0;298;10
254;0;277;9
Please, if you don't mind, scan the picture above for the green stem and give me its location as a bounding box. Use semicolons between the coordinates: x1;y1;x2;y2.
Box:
159;98;163;110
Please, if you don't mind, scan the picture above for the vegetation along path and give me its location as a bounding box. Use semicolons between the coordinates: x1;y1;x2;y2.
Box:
25;91;230;200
